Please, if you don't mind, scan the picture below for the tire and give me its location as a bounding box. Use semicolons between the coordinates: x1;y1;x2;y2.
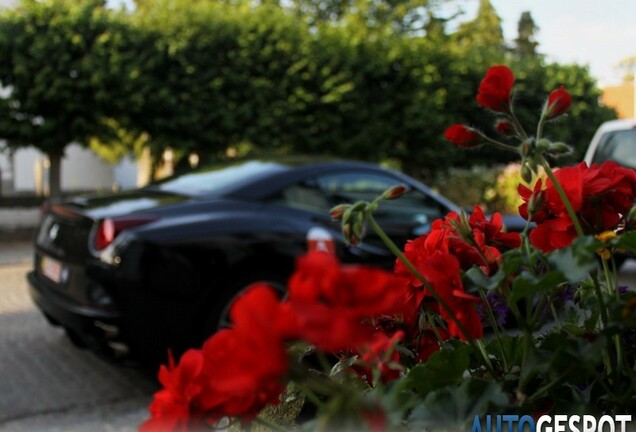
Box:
200;269;288;338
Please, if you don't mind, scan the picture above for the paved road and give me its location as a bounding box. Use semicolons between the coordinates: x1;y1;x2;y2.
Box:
0;259;158;431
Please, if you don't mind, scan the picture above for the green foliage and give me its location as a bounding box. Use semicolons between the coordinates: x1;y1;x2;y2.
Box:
408;380;508;430
0;0;134;195
0;0;617;189
401;345;470;397
452;0;505;66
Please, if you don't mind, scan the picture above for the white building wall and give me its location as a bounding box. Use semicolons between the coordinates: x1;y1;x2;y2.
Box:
61;144;114;191
12;144;119;193
3;141;140;195
13;147;43;192
113;156;139;190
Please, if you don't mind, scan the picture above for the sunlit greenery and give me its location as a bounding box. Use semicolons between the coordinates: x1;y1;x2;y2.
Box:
0;0;617;196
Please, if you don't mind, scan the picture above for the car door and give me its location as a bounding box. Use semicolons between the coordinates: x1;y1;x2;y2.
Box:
270;170;451;268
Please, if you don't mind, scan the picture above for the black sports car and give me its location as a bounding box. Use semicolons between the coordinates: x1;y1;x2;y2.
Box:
27;157;524;363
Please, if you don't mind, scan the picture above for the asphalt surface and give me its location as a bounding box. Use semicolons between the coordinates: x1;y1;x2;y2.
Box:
0;243;158;431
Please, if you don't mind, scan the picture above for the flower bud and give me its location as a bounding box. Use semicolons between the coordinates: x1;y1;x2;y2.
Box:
444;124;482;148
536;139;550;151
494;119;516;137
330;204;350;220
520;163;533;183
544;86;572;119
381;185;408;201
548;142;572;155
476;65;515;112
342;223;359;246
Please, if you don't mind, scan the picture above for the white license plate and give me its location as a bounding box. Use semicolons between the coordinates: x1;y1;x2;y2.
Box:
41;255;63;284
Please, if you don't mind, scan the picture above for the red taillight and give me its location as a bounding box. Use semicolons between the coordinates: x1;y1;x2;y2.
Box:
39;202;50;220
94;215;158;250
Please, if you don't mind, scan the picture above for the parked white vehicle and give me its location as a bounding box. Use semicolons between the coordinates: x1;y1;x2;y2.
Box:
583;119;636;167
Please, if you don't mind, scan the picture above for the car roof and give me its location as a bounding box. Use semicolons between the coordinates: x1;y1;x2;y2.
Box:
151;156;397;198
583;119;636;165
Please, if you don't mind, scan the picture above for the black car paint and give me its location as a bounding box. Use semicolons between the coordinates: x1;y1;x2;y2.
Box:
28;159;518;363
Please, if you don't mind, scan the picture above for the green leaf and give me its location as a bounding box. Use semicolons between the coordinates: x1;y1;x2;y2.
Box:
465;266;505;292
486;335;524;368
408;380;508;430
547;236;599;283
510;271;566;303
400;345;470;398
613;231;636;254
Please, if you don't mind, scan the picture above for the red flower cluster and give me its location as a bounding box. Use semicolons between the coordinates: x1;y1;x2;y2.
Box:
287;252;410;352
519;161;636;252
141;252;412;430
140;285;290;431
395;206;520;340
476;65;515;112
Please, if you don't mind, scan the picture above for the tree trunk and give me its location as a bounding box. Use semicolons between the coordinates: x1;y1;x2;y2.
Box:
48;152;62;200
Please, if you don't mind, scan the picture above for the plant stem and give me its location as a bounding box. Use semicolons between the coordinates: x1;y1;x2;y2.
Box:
480;134;519;153
539;157;584;237
476;339;495;375
535;114;546;142
601;259;615;295
479;289;509;372
549;301;562;329
508;105;530;141
592;275;609;329
424;310;445;346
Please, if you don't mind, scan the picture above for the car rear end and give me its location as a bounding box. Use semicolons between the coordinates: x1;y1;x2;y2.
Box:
28;202;140;360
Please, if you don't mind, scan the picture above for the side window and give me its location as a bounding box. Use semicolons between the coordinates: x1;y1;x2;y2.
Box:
315;172;446;225
274;180;331;214
592;130;636;169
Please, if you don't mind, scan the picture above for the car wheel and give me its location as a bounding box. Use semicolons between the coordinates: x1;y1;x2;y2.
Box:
201;270;288;337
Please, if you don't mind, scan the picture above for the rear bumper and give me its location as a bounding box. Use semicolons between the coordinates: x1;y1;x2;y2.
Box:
27;271;128;359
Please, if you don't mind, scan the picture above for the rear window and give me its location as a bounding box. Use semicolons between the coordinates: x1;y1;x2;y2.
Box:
152;160;286;195
591;129;636;169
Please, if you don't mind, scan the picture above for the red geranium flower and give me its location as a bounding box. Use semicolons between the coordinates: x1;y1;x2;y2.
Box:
287;252;410;352
529;216;577;253
468;205;522;251
197;327;288;423
414;329;445;363
476;65;515;112
520;161;636;252
418;253;483;340
197;284;290;423
140;349;209;432
545;86;571;118
444;124;482;148
354;331;404;386
141;283;294;428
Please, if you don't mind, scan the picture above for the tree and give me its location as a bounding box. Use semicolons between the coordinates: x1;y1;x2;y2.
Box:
513;11;539;61
125;0;314;168
452;0;505;66
0;0;130;198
